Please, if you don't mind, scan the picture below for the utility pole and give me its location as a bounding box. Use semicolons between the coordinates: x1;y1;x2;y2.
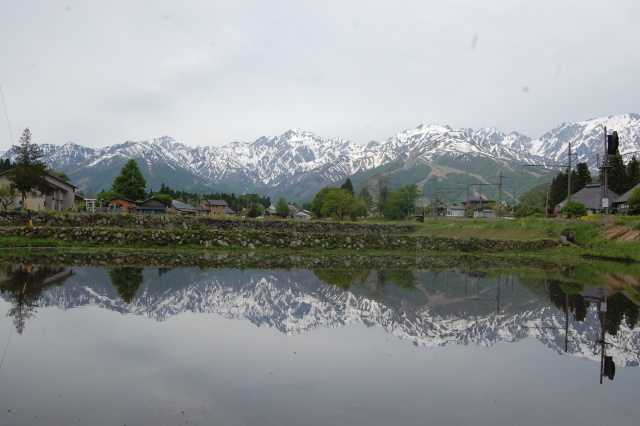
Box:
499;170;503;218
567;142;572;202
604;126;609;223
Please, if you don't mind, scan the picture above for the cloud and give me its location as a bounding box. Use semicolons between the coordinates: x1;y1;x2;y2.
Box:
0;0;638;152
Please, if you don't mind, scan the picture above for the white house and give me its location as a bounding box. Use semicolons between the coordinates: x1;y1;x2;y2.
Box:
0;170;77;211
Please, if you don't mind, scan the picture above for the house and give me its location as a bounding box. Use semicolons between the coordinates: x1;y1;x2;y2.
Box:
198;199;230;216
460;196;495;210
292;209;311;220
135;197;168;215
0;170;77;212
109;197;136;213
556;183;620;215
447;205;467;217
169;200;196;215
427;200;448;216
262;203;309;219
473;206;496;218
288;203;310;219
263;205;280;218
612;183;640;214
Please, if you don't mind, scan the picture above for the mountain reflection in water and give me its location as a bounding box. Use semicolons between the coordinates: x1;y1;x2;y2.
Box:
1;263;638;368
1;262;639;425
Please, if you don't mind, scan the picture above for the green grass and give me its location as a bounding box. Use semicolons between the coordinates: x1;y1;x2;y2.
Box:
0;236;91;248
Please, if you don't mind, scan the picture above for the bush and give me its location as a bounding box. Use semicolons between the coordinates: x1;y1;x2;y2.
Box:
561;201;587;219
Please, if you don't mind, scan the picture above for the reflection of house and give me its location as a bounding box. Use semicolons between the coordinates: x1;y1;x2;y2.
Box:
0;171;77;211
612;183;640;214
198;199;231;216
109;197;136;213
135;197;168;215
556;183;619;215
169;200;196;215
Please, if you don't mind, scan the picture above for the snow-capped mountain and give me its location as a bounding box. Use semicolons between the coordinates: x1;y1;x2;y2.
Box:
528;113;640;168
2;114;639;199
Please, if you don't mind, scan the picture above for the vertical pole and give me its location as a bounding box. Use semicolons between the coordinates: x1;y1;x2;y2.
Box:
604;126;609;223
499;170;503;219
467;184;470;218
567;142;572;203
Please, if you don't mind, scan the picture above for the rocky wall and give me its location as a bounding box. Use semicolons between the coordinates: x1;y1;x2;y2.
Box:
0;225;560;252
0;211;413;234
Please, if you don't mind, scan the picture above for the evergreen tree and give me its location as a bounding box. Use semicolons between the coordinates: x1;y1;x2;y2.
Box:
627;156;640;189
548;171;568;208
111;159;147;201
574;162;592;192
9;128;50;206
0;158;11;173
340;178;355;195
605;153;628;195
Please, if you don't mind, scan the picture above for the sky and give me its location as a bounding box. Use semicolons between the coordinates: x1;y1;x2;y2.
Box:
1;0;639;153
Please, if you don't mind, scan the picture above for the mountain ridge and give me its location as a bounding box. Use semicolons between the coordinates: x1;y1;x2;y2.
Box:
2;113;639;201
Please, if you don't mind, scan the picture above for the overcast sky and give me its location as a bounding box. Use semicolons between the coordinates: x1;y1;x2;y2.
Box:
1;0;638;152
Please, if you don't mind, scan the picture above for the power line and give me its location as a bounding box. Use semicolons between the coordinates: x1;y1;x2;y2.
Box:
0;85;15;145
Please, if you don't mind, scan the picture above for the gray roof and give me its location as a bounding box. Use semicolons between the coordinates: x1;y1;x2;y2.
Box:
172;200;195;210
204;199;228;207
613;183;640;204
561;183;619;210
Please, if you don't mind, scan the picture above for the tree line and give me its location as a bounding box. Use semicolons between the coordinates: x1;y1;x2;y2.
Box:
309;176;420;221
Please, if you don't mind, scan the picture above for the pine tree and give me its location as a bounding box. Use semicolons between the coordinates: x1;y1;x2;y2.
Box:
575;162;592;192
548;171;568;207
9;128;50;205
341;178;355;195
627;156;640;189
605;153;627;195
111;159;147;201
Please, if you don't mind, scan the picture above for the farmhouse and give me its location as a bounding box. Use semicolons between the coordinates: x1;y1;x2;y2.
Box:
557;183;620;215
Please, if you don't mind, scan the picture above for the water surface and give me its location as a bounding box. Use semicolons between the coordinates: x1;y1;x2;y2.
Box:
0;263;638;425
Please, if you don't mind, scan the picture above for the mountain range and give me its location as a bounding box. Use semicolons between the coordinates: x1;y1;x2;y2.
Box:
2;113;639;202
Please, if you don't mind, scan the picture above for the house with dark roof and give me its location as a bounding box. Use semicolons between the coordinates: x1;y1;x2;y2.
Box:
169;200;196;215
612;183;640;214
135;197;168;215
198;199;230;216
460;196;495;210
556;182;619;215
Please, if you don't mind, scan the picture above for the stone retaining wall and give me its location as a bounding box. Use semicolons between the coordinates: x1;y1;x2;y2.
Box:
0;211;413;234
0;225;560;252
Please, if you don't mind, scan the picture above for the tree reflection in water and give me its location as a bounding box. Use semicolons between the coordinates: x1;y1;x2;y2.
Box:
0;264;72;333
108;267;144;303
